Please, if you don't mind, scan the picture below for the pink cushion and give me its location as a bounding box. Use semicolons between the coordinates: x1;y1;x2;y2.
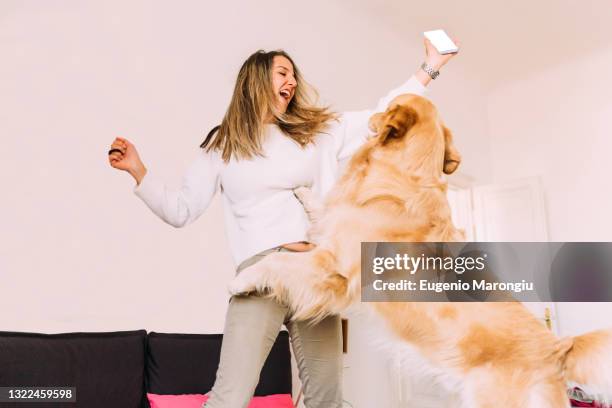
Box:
147;393;294;408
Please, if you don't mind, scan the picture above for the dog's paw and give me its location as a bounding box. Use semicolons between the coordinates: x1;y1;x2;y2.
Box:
227;275;257;296
293;186;312;205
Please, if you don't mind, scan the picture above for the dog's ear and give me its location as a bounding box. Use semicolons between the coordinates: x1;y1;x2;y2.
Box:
442;125;461;174
379;105;418;145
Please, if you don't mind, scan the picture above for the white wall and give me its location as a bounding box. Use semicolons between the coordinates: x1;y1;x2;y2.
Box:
486;45;612;336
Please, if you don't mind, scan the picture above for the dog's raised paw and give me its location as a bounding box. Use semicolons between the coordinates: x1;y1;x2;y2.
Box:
227;276;257;296
293;186;312;204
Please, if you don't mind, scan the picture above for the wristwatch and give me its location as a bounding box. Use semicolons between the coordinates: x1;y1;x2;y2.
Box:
421;62;440;80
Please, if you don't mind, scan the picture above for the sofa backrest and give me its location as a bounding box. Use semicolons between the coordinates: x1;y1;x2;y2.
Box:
0;330;292;408
146;331;292;397
0;330;146;408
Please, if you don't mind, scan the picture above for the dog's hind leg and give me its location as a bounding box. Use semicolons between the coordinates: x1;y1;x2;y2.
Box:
524;381;571;408
461;369;570;408
459;369;527;408
227;248;349;322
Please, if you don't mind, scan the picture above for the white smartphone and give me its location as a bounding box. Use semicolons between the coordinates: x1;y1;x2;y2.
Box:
423;29;459;54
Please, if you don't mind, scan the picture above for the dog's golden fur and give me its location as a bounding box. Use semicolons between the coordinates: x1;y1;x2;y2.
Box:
229;94;612;407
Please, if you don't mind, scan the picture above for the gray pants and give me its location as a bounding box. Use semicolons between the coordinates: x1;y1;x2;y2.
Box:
203;247;343;408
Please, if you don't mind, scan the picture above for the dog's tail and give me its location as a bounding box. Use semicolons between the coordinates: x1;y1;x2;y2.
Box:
560;328;612;402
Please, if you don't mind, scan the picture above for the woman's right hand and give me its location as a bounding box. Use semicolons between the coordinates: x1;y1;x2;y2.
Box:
108;136;147;185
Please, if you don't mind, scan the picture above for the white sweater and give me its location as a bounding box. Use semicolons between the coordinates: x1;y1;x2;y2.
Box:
134;76;427;266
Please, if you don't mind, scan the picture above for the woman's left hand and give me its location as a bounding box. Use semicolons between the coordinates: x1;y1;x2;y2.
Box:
424;36;460;71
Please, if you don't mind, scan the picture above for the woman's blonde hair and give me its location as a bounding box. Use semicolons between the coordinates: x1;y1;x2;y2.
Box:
200;49;337;162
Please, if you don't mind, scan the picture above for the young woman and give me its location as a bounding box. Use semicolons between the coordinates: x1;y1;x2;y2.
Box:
108;39;458;408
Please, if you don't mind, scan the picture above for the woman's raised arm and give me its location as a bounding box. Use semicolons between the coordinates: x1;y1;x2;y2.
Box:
334;36;459;161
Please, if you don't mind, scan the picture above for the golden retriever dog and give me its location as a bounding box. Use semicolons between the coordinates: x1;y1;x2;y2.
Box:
228;94;612;407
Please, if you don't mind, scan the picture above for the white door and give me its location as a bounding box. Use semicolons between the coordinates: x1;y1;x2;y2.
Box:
471;177;548;242
470;176;557;334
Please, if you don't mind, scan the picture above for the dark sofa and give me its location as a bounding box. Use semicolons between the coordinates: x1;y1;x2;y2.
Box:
0;330;292;408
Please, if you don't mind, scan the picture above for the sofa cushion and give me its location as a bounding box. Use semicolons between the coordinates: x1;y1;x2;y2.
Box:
147;393;295;408
146;331;292;396
0;329;146;408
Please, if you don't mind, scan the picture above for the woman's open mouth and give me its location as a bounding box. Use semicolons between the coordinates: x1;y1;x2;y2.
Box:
280;89;291;101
